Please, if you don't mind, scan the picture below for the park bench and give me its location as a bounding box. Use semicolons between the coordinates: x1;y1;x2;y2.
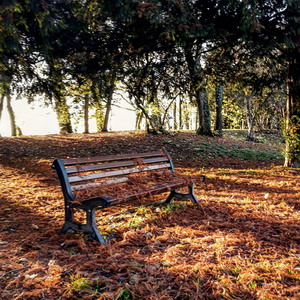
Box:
52;149;205;244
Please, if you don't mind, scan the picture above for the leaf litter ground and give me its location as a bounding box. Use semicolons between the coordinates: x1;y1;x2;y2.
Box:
0;132;299;299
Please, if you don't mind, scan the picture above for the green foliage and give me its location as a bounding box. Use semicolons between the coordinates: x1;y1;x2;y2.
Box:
66;275;91;292
65;274;104;295
284;117;300;165
117;288;132;300
161;203;187;215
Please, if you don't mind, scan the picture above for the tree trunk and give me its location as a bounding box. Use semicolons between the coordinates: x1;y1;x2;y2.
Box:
246;93;255;141
0;94;4;120
150;103;163;133
94;100;104;132
16;126;22;136
102;71;116;132
54;97;73;133
132;94;157;133
179;98;183;130
284;1;300;167
184;45;212;135
285;49;300;167
215;85;223;135
196;88;213;136
135;112;143;130
183;103;190;130
195;108;199;130
167;114;171;131
6;93;17;137
173;100;177;130
102;99;112;132
84;94;89;134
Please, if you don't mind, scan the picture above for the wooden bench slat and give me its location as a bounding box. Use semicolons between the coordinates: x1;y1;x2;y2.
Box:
62;151;164;165
110;181;187;204
66;156;169;174
68;163;171;183
71;177;129;191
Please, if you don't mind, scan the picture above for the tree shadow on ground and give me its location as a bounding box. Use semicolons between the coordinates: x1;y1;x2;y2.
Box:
1;178;299;299
0;134;297;299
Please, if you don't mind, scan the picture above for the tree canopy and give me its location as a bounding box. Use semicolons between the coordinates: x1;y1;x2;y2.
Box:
0;0;300;166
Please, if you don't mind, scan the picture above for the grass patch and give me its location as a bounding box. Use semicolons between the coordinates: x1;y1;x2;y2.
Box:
228;146;282;161
160;202;188;214
194;141;282;161
103;202;188;234
223;129;284;145
65;274;105;296
117;288;132;300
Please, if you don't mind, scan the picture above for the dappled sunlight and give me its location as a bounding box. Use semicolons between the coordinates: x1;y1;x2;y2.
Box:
0;133;299;299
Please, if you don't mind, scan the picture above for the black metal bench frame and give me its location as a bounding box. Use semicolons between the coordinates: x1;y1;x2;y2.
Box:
52;149;205;244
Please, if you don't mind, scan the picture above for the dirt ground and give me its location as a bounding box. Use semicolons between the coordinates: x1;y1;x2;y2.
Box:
0;132;299;299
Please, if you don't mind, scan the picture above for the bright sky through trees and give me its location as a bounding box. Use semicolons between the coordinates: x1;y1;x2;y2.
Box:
0;99;136;136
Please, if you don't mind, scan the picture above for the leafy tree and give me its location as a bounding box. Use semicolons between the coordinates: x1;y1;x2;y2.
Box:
0;0;299;167
230;0;299;165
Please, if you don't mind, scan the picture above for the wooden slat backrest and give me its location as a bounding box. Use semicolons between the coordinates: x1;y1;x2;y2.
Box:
61;150;174;191
65;156;169;174
68;163;171;183
62;151;164;165
71;177;129;192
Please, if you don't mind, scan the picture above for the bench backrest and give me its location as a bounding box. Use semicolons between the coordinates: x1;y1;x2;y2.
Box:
52;149;175;201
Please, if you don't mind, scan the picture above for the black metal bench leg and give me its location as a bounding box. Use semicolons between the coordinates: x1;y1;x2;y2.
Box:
165;190;176;204
61;204;75;233
188;185;199;204
60;204;106;244
164;184;199;205
86;208;106;245
61;222;72;234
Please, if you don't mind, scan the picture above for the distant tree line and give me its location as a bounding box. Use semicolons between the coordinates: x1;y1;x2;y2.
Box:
0;0;299;167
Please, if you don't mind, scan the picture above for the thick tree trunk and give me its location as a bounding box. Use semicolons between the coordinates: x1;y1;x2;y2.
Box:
6;93;17;137
196;88;213;136
215;86;223;135
84;94;89;134
184;46;212;135
150;103;163;133
246;93;255;141
54;97;73;133
284;1;300;167
285;49;300;167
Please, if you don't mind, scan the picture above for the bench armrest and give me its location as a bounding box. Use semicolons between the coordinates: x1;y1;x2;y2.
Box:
52;158;75;202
